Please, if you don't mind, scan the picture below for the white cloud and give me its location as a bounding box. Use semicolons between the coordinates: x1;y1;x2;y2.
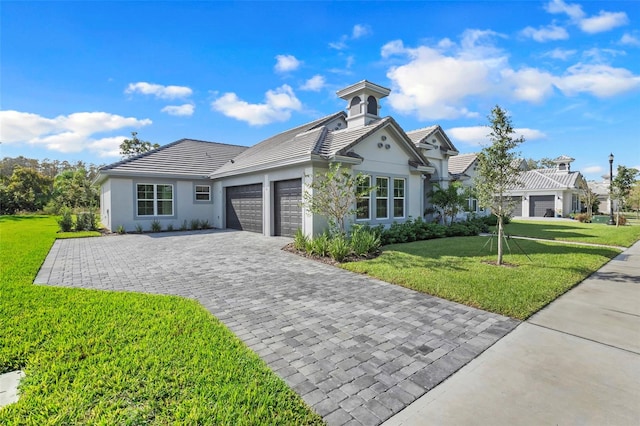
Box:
383;32;508;119
621;33;640;46
211;84;302;126
0;110;151;154
502;68;556;103
447;126;546;146
125;82;192;99
582;165;603;174
300;75;326;92
161;104;195;116
521;24;569;42
555;63;640;97
274;55;302;73
545;0;585;20
330;24;372;49
352;24;371;39
544;48;577;60
579;11;628;34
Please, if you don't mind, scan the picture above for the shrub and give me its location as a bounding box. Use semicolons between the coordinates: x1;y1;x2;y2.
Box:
328;234;351;262
180;220;188;231
190;219;201;230
481;214;510;227
57;208;74;232
201;219;212;229
135;223;143;233
311;233;330;257
166;223;174;232
350;226;381;256
575;213;592;223
293;228;308;251
116;225;126;234
616;214;627;226
150;220;162;232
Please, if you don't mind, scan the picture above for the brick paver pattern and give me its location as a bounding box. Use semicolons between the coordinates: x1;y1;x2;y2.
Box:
36;230;519;426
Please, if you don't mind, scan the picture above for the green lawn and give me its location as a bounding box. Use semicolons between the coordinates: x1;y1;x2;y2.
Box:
0;216;322;425
342;236;620;320
503;219;640;247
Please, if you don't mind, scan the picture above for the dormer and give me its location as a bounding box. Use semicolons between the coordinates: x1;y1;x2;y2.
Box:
336;80;391;129
552;155;575;173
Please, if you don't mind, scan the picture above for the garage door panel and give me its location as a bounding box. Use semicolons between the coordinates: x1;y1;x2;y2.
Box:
226;184;263;233
530;195;555;217
274;179;302;237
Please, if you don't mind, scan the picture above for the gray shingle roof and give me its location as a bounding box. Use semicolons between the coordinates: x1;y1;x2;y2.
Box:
448;153;478;175
406;125;458;152
211;112;345;177
99;139;248;179
516;168;584;190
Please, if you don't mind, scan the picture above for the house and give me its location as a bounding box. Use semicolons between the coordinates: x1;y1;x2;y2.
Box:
97;80;460;237
504;155;588;217
447;153;488;217
588;176;617;214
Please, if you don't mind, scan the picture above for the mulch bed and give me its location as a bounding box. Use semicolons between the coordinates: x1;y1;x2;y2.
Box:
282;242;381;265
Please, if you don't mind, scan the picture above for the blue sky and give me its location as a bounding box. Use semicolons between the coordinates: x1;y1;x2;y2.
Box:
1;0;639;180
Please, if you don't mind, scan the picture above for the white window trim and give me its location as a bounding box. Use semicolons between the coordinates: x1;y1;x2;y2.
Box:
356;175;371;221
195;184;211;202
136;183;174;217
376;177;389;220
393;178;405;219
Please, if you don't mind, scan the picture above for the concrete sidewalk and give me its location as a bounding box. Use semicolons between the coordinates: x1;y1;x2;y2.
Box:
384;241;640;425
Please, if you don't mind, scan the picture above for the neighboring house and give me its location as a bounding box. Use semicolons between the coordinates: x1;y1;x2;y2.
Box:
97;80;460;237
504;155;588;217
588;176;617;214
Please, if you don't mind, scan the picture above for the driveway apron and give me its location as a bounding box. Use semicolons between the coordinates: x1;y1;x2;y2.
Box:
36;230;518;426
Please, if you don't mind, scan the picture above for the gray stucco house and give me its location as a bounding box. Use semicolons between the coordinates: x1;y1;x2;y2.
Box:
96;80;460;237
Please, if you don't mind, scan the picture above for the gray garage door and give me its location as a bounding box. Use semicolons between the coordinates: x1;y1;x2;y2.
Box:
530;195;555;217
502;196;522;216
226;184;263;233
274;179;302;237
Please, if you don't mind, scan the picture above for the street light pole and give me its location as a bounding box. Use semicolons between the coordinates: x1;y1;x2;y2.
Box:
608;153;615;225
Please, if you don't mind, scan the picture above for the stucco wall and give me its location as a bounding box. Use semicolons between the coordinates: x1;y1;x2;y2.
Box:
102;177;215;232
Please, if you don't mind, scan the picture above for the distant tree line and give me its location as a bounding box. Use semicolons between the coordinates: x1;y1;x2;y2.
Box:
0;157;103;215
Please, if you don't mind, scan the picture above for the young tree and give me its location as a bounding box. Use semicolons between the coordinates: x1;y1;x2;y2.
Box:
119;132;160;159
427;181;468;225
1;166;53;213
301;162;374;235
474;105;525;266
612;165;639;212
580;186;599;217
50;168;99;212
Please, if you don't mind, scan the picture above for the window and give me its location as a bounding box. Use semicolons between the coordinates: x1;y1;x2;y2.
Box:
356;175;371;220
195;185;211;201
376;177;389;219
349;96;362;116
136;184;173;216
367;96;378;115
393;178;405;218
468;196;478;212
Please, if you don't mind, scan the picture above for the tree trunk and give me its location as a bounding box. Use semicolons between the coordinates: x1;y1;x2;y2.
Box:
497;215;504;265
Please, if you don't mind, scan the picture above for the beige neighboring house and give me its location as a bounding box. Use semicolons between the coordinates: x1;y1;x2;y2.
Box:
97;80;461;237
588;176;617;214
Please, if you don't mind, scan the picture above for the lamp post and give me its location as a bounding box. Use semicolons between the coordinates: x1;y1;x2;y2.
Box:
608;153;615;225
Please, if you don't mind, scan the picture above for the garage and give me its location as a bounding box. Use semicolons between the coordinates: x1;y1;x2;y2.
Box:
226;184;263;233
502;196;522;216
274;179;302;237
529;195;555;217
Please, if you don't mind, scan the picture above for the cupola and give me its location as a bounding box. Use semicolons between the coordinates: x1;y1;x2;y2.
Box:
552;155;575;173
336;80;390;129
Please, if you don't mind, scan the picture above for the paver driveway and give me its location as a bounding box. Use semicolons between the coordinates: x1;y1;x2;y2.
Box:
36;230;518;426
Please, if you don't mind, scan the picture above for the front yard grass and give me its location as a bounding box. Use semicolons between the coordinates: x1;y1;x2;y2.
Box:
0;216;322;425
342;236;620;320
503;219;640;247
